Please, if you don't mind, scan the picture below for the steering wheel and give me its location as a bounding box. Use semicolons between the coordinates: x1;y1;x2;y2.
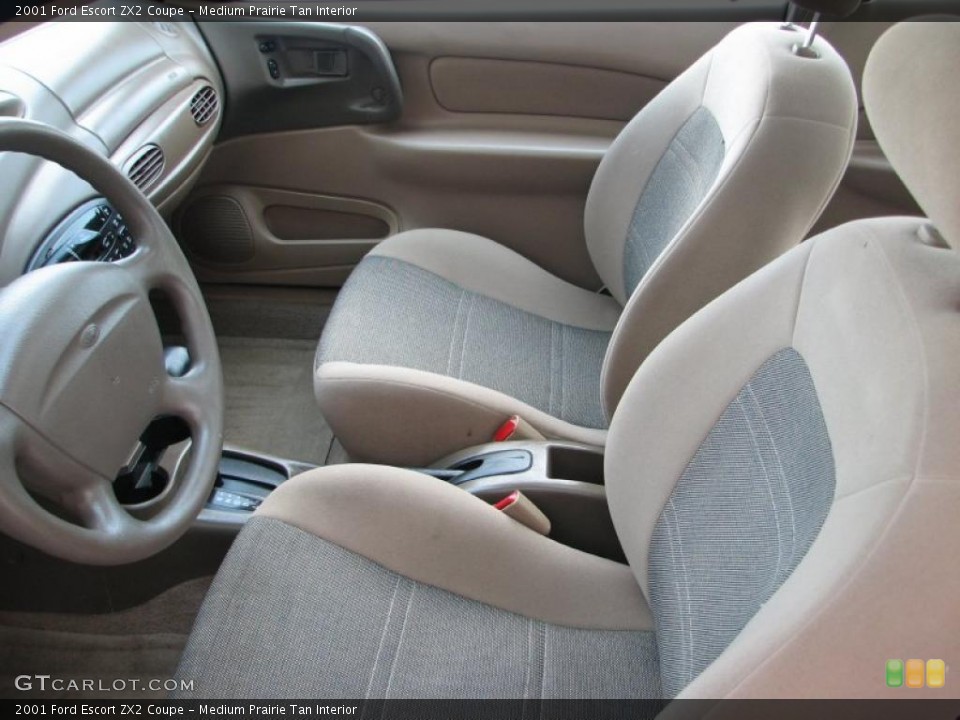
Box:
0;119;223;565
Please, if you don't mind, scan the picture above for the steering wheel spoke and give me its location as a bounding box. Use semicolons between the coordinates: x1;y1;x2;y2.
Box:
159;365;218;426
63;477;132;535
117;232;167;288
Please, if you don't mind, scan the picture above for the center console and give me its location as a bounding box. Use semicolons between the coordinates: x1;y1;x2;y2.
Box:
424;441;622;561
191;439;623;563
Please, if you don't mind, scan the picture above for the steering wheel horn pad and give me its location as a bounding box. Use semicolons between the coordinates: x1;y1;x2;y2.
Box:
0;263;164;479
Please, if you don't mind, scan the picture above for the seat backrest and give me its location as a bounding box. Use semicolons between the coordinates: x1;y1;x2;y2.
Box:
587;22;858;420
605;21;960;699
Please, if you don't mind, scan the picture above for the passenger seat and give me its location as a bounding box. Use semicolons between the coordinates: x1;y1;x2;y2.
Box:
315;19;859;465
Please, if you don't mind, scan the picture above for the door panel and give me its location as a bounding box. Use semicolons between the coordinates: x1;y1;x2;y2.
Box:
359;21;743;77
190;122;611;286
184;15;943;289
197;22;404;138
178;185;398;285
185;21;741;288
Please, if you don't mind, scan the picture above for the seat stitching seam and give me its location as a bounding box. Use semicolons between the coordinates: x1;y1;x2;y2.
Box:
537;621;547;707
663;497;692;687
670;498;694;688
380;580;415;703
548;322;557;417
446;289;466;378
458;292;476;380
557;325;567;420
364;574;402;701
522;618;534;704
736;392;785;582
745;382;797;567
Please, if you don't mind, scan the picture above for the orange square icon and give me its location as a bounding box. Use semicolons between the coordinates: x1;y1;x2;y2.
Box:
905;659;925;688
927;659;946;689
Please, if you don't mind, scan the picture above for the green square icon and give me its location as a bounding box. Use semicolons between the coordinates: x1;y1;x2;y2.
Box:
886;659;904;687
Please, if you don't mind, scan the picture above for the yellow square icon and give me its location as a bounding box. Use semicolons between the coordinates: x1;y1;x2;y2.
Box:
926;659;946;689
905;659;925;688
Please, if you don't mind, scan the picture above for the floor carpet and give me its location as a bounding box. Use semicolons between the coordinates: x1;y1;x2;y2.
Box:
219;336;334;466
0;577;211;699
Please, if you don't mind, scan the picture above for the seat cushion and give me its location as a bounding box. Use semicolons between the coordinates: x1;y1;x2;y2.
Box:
175;466;660;699
318;255;611;429
175;517;660;700
315;230;622;464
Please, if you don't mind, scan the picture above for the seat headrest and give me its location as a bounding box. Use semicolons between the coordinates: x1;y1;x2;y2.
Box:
789;0;861;17
863;22;960;249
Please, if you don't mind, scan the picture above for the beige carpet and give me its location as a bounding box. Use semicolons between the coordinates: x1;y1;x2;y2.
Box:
0;577;211;699
219;336;334;465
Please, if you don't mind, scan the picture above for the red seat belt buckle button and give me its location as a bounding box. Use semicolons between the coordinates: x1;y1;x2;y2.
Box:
493;415;520;442
492;490;551;535
493;491;520;511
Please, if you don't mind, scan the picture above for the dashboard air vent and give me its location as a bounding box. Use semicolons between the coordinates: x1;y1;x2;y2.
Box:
190;85;219;126
126;144;164;192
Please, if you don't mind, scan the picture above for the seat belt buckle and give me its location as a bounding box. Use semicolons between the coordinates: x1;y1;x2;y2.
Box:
493;490;551;536
492;415;546;442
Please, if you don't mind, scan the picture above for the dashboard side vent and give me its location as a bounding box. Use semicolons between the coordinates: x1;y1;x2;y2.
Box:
190;85;219;126
126;144;164;192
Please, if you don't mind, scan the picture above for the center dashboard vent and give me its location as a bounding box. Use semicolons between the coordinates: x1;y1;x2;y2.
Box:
126;144;165;192
190;85;219;126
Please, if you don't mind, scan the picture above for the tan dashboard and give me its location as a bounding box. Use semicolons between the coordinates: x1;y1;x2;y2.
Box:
0;21;222;286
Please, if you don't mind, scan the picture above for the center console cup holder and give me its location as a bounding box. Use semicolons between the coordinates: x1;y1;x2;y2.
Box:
429;441;624;562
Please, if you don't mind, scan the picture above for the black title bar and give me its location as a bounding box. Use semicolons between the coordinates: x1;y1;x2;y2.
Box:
5;0;960;23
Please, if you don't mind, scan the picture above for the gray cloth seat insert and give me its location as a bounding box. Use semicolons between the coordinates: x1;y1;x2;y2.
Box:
623;106;726;297
649;348;835;696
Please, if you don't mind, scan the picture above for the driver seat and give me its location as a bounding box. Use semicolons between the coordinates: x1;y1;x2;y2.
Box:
175;23;960;699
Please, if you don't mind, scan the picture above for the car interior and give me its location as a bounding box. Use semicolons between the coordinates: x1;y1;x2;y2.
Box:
0;0;958;704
